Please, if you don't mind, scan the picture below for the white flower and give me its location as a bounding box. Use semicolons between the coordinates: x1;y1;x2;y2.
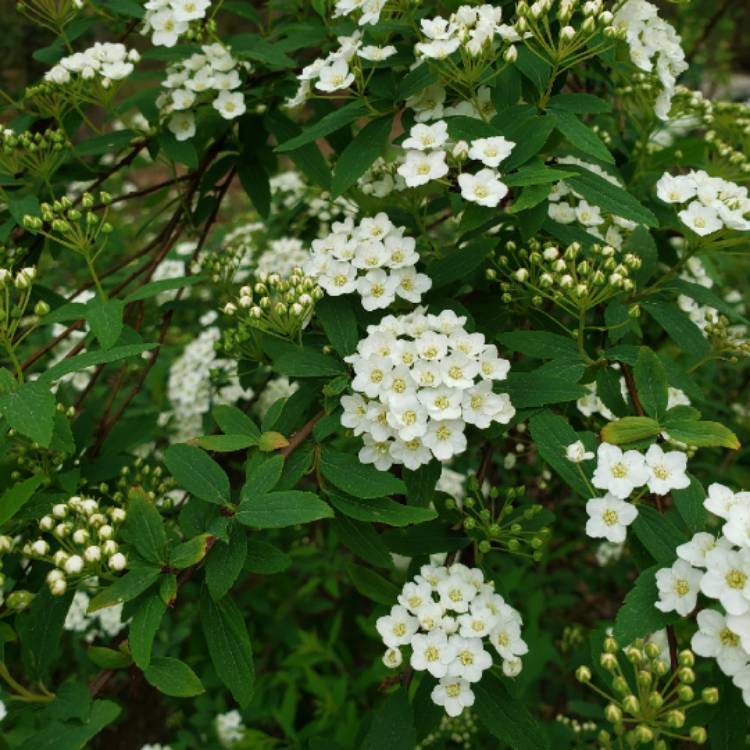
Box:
382;647;403;668
656;173;697;204
489;607;528;662
436;574;476;613
399;581;434;613
430;677;475;717
376;605;420;648
458;169;508;208
655;559;703;616
467;136;515;168
575;200;605;226
725;500;750;549
705;483;750;520
410;630;457;678
457;605;498;639
398;150;449;187
423;419;467;461
402;122;449;151
701;547;750;616
356;269;399;311
644;444;690;495
447;635;492;682
585;494;639;543
168;112;196;141
691;609;749;677
591;443;649;499
566;440;594;463
212;91;246;119
677;532;729;568
358;45;397;62
150;9;188;47
171;0;210;21
316;59;355;92
678;201;723;236
732;665;750;707
358;434;394;471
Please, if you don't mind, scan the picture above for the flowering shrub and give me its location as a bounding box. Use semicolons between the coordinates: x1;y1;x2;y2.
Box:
0;0;749;747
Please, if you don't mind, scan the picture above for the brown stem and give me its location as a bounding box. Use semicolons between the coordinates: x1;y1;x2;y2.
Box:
280;410;325;458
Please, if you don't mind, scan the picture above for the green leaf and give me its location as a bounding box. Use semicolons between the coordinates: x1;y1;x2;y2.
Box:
129;593;167;669
164;444;230;505
529;411;592;497
170;533;213;568
124;274;205;304
245;540;291;574
238;157;271;218
18;589;73;681
143;656;205;697
361;688;417;750
565;169;658;227
87;646;132;669
88;565;160;612
200;592;255;707
38;343;157;386
553;110;614;164
86;299;124;350
243;454;284;497
258;431;289;451
229;33;295;69
122;491;167;565
157;132;198;169
274;102;367;152
503;364;587;407
474;673;549;750
634;347;668;419
497;113;557;170
206;526;247;600
191;434;258;452
601;417;662;445
641;299;711;357
497;330;579;360
631;505;687;564
508;182;552;213
0;381;56;446
515;46;551;94
709;674;747;749
672;476;706;533
275;349;346;377
548;93;612;113
319;448;406;499
428;238;496;289
347;563;399;606
316;296;359;356
331;115;393;198
236;490;333;528
504;163;578;187
329;492;436;527
403;460;441;508
662;419;740;450
333;515;392;568
212;405;261;439
614;565;678;644
0;475;45;525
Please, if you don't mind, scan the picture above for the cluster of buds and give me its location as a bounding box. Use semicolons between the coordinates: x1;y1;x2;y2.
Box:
23;192;113;259
24;495;128;595
554;713;597;737
416;710;479;750
16;0;84;30
487;239;641;315
576;635;718;748
0;265;37;292
514;0;620;62
703;312;750;359
113;458;176;508
0;127;70;183
444;481;550;562
221;268;323;352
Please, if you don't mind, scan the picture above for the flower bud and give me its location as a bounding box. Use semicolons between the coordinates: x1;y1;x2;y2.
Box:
6;590;35;611
109;552;127;571
575;666;592;683
689;727;707;744
701;686;719;704
84;545;102;563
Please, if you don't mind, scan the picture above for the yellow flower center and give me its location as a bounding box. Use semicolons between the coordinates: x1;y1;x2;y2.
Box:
425;646;439;662
602;509;619;526
726;570;747;590
446;683;461;698
674;579;690;596
610;462;627;479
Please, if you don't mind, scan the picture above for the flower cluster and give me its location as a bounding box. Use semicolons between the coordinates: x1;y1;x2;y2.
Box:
23;495;128;595
342;308;514;470
577;634;717;747
142;0;210;47
222;268;322;347
303;213;432;311
488;237;640;315
396;120;516;208
165;313;253;442
333;0;387;26
45;43;140;88
215;710;246;747
160;43;248;142
548;157;638;249
653;482;750;706
377;564;527;716
415;5;511;61
656;170;750;236
288;31;363;106
613;0;687;120
582;442;689;543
